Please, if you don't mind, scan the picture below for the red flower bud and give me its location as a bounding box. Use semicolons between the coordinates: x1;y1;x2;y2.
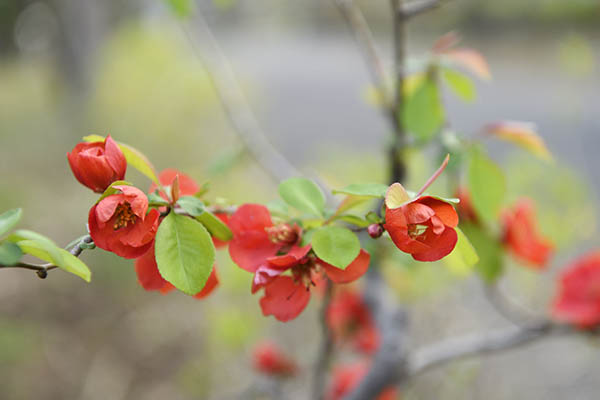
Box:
67;135;126;193
252;341;298;377
89;185;159;259
367;224;384;239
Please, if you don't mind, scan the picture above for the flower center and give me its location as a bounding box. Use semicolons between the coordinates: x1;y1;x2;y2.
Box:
113;203;137;230
408;224;428;239
266;224;298;244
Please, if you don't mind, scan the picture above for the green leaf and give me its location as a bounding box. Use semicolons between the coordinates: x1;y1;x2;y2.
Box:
195;211;233;242
165;0;195;18
266;199;290;217
461;223;504;283
333;183;388;198
468;148;506;223
0;208;22;237
442;227;479;276
155;213;216;295
402;77;445;141
177;196;205;217
83;135;160;186
278;178;326;217
0;242;22;266
312;226;360;269
96;180;133;203
147;192;169;206
442;68;476;102
335;215;370;228
16;240;91;282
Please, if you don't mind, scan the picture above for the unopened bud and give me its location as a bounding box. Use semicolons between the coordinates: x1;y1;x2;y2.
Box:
367;224;384;239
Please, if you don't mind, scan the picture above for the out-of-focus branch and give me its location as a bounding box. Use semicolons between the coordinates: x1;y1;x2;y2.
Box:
0;234;93;279
333;0;392;113
483;281;544;326
408;321;581;376
312;279;335;400
402;0;445;18
181;7;301;183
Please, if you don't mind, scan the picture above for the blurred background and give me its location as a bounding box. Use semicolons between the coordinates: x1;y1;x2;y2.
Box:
0;0;599;399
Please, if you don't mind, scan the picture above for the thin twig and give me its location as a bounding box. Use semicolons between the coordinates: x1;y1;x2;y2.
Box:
483;280;544;326
312;279;335;400
0;235;93;278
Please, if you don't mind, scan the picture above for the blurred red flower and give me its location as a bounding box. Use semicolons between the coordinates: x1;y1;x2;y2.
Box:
67;135;126;193
149;168;199;200
327;290;380;354
327;362;398;400
455;186;478;224
384;196;458;262
552;251;600;328
502;198;553;268
252;341;297;377
89;185;159;258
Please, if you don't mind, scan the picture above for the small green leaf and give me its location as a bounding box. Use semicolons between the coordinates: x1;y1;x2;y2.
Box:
177;196;205;217
155;213;216;295
0;208;22;237
333;183;388;198
442;227;479;276
267;199;290;217
365;211;383;224
468;148;506;223
0;242;23;266
17;240;91;282
195;211;233;242
9;230;64;267
402;77;445;141
461;223;504;283
278;178;326;216
442;68;476;102
165;0;195;18
312;226;360;269
335;215;370;228
96;180;133;203
83;135;160;186
147;192;169;206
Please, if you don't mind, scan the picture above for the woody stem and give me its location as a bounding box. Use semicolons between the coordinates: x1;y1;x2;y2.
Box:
311;279;334;400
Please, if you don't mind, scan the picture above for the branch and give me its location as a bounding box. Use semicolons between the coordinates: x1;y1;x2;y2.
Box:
311;279;335;400
483;280;544;326
402;0;445;18
181;7;301;183
1;234;93;278
408;321;584;376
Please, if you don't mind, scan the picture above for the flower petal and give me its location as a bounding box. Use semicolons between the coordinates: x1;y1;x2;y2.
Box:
412;227;458;262
259;276;311;322
229;204;273;234
322;249;371;284
418;196;459;227
229;231;281;273
134;243;169;291
194;266;219;299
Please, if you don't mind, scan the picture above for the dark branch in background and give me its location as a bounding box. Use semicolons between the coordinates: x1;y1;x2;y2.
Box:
312;279;335;400
408;321;584;376
1;235;93;279
181;6;301;183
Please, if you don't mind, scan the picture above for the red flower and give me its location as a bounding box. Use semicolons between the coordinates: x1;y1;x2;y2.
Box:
327;362;398;400
134;241;219;299
228;204;300;272
327;290;380;354
552;251;600;328
384;196;459;262
502;198;553;268
257;248;371;322
89;185;159;258
67;135;126;193
252;341;297;377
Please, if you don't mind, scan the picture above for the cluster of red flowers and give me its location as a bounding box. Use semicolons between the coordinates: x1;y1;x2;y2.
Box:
228;204;371;322
68;136;223;299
